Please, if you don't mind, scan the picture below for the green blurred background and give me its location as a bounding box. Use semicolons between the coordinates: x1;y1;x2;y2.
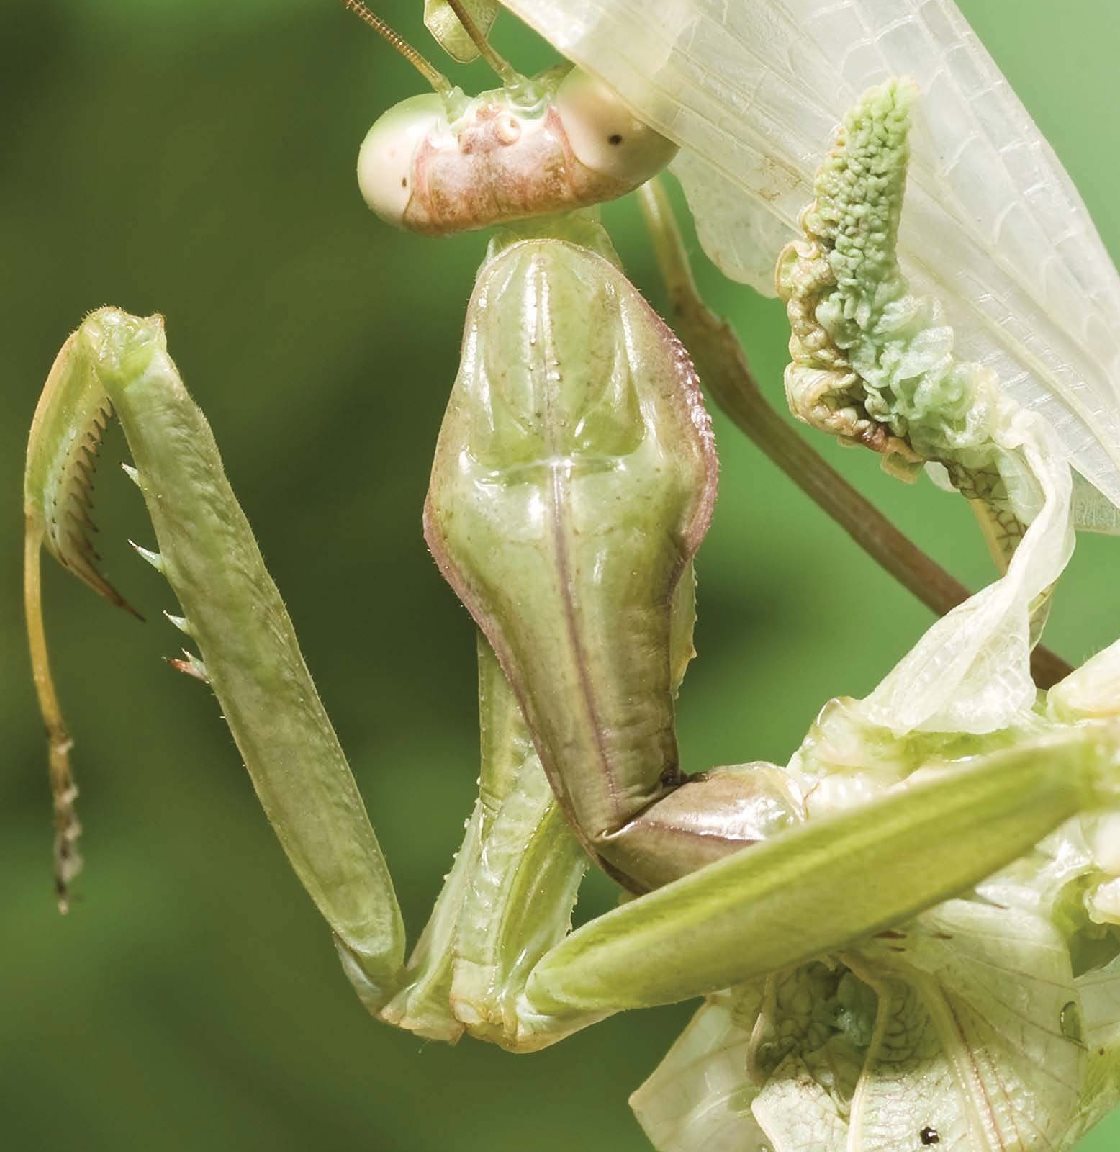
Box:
2;0;1118;1148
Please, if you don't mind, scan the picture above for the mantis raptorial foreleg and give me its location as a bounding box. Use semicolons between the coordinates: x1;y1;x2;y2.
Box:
23;305;589;1043
24;309;406;993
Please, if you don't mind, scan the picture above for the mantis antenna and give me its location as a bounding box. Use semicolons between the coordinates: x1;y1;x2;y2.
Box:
340;0;454;97
342;1;519;91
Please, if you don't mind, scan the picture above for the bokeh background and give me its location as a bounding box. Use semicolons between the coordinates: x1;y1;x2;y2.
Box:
2;0;1119;1148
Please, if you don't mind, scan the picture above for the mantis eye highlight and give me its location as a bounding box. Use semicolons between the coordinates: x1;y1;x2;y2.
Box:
357;93;448;226
554;68;677;185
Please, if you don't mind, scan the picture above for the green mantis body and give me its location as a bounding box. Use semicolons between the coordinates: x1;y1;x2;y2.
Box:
22;6;1120;1149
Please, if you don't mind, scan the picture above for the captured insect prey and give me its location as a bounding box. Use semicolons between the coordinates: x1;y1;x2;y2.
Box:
18;3;1120;1151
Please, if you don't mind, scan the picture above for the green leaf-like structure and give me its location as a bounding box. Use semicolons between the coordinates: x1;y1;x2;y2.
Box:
778;80;1029;567
776;82;1076;736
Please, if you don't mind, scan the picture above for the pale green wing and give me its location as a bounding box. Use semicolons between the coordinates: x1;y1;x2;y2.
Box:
633;886;1099;1152
1077;957;1120;1140
498;0;1120;516
1072;473;1120;536
629;986;771;1152
847;899;1085;1152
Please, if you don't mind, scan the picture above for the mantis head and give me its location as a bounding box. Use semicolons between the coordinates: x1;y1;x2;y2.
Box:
345;0;678;233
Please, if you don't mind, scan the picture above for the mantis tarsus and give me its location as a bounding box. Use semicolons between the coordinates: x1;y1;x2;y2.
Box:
19;2;1120;1149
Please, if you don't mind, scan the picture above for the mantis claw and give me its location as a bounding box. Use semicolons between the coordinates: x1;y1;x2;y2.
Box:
25;308;406;1000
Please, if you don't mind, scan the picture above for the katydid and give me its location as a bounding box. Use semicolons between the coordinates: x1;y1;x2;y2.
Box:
22;3;1120;1149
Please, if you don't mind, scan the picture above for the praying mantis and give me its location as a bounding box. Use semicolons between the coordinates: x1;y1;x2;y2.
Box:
13;2;1120;1152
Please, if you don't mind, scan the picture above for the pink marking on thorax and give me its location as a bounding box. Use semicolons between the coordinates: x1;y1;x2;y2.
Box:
403;103;628;235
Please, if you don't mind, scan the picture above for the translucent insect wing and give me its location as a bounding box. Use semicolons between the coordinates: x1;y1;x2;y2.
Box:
498;0;1120;513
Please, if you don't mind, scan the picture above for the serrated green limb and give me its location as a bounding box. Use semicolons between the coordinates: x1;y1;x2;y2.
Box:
34;307;405;1002
23;526;82;914
449;749;587;1050
25;322;137;614
24;316;143;911
376;804;483;1041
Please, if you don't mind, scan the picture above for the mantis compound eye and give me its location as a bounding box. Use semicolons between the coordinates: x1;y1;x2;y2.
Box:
357;93;448;226
554;68;678;185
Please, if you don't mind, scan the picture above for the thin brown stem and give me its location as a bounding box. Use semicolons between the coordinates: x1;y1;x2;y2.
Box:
638;180;1070;689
